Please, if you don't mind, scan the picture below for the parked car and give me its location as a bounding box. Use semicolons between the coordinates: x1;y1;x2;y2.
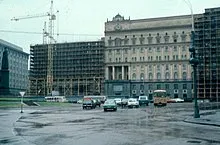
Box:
138;96;149;106
127;98;139;108
121;98;128;108
94;99;101;107
103;99;117;111
77;99;83;104
168;98;184;103
114;98;122;106
82;99;96;109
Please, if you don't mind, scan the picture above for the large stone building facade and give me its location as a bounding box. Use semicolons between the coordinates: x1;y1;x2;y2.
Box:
104;14;194;100
0;39;29;96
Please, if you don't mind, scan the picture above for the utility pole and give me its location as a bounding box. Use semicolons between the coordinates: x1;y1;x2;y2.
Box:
189;31;200;118
183;0;200;118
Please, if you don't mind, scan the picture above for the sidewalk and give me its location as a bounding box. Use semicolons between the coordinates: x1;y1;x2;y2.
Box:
0;109;34;145
184;110;220;127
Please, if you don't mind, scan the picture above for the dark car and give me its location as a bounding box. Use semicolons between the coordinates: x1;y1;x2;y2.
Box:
103;99;117;112
94;99;101;107
82;99;96;109
138;96;149;106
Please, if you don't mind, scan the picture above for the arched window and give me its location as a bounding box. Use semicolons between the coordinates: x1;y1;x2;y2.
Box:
115;38;122;46
157;73;161;79
174;72;178;79
182;72;187;80
149;73;153;80
132;73;136;80
140;73;145;80
165;72;170;80
157;65;160;71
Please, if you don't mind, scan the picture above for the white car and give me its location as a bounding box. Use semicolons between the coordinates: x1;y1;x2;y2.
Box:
114;98;122;105
127;98;139;108
170;98;184;103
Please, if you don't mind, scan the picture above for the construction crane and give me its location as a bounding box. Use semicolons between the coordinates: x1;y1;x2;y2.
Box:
11;0;57;95
11;12;50;21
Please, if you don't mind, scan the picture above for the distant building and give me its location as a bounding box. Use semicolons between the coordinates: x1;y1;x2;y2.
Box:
104;14;194;100
0;39;29;96
195;7;220;101
29;40;105;96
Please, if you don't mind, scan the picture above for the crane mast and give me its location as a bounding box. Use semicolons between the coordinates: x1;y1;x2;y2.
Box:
47;0;56;95
11;0;56;95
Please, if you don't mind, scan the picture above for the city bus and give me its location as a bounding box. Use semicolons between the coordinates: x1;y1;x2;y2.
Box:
153;90;167;106
45;96;67;102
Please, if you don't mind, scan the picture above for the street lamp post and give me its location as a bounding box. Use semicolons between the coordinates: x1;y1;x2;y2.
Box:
184;0;200;118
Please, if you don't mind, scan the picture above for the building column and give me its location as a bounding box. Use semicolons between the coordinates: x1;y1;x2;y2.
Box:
105;67;109;80
128;66;131;80
187;64;191;80
179;64;182;80
153;65;156;79
170;64;173;79
161;64;164;79
122;66;124;80
112;66;115;80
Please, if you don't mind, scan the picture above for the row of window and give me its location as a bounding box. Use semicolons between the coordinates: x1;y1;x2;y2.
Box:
131;72;188;80
130;64;188;71
108;31;187;46
133;83;188;90
108;45;188;54
112;54;188;62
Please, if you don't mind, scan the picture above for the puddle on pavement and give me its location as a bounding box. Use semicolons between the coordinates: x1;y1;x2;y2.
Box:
187;140;202;143
32;122;53;128
0;137;19;144
65;117;103;123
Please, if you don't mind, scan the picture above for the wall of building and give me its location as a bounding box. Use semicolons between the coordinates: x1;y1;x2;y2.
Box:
104;14;194;99
29;41;105;96
0;39;29;96
195;7;220;101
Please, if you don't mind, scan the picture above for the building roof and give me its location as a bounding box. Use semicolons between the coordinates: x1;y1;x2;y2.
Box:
0;39;23;51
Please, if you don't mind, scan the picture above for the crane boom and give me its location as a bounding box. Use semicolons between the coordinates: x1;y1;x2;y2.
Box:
12;0;56;96
11;13;50;21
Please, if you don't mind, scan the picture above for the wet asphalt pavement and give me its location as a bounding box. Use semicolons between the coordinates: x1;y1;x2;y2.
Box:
1;103;220;145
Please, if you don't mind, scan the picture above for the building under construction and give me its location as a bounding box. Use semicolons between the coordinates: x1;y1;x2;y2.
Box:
29;40;105;96
195;7;220;101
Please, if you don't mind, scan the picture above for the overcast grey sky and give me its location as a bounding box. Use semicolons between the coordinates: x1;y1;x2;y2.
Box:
0;0;219;53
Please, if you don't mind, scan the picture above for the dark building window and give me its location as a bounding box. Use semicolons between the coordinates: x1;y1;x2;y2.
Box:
157;84;161;89
174;84;178;89
149;84;152;90
140;84;144;90
139;34;145;44
183;84;187;89
165;84;169;89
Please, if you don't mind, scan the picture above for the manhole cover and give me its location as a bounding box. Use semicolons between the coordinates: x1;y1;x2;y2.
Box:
187;140;202;143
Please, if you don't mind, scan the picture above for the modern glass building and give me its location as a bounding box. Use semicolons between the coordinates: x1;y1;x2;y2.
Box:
0;39;29;96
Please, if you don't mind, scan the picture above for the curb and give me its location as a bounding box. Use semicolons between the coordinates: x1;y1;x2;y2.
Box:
200;110;217;116
184;110;220;127
183;119;220;127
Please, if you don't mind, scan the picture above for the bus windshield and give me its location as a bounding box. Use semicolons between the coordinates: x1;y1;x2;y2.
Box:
153;90;167;98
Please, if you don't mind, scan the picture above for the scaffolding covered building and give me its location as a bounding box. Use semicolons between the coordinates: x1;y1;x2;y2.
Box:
195;7;220;101
29;40;105;96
